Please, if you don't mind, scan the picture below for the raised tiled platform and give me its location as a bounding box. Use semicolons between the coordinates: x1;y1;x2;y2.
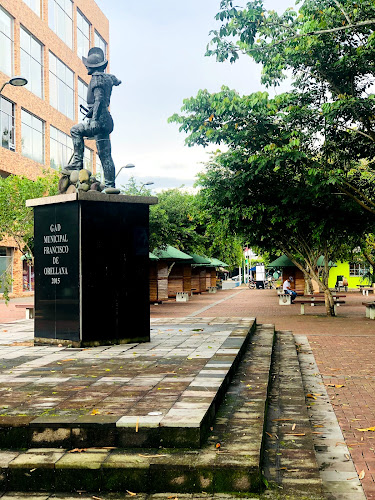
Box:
0;318;255;448
0;322;277;494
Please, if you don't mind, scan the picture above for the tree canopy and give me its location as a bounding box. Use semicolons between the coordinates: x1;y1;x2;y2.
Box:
169;0;375;314
0;173;59;263
120;178;244;268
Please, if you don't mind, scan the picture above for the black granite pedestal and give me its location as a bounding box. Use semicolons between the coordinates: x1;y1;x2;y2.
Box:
27;192;158;347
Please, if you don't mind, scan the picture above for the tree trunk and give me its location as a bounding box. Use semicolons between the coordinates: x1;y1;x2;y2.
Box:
324;287;335;316
303;272;314;295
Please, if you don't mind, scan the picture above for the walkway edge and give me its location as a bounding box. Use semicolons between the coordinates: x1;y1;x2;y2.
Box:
295;334;366;500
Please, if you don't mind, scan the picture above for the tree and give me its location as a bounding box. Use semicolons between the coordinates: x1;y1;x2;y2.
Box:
0;173;59;300
205;0;375;213
170;85;372;315
121;178;244;268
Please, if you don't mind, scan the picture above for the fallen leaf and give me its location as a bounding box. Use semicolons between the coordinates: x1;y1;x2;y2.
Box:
92;496;103;500
347;477;358;481
126;491;137;496
285;433;306;436
306;394;317;400
357;426;375;432
292;423;296;431
359;470;366;480
68;448;87;453
135;418;139;433
345;454;350;460
215;442;221;449
266;432;273;438
326;384;345;388
90;409;100;415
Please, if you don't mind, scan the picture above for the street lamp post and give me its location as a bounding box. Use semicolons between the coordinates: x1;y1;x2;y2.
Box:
115;163;135;180
0;76;28;94
140;181;154;193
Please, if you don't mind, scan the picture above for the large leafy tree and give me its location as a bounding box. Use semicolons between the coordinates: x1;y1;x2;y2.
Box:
0;173;59;263
170;85;372;314
205;0;375;213
0;173;59;300
120;178;244;268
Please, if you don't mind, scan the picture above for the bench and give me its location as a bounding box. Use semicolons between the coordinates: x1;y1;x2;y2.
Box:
294;299;345;315
15;304;34;319
278;293;292;305
363;302;375;319
176;292;189;302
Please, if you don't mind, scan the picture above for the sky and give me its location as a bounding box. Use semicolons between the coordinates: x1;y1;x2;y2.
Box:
93;0;295;191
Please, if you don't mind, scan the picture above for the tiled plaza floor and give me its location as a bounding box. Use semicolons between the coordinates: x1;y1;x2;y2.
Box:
1;287;375;497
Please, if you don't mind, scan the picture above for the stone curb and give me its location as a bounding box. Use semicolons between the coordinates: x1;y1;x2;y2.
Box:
295;334;366;500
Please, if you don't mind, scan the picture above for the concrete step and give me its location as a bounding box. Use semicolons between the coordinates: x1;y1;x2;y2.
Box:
0;319;256;450
262;331;323;499
0;323;276;494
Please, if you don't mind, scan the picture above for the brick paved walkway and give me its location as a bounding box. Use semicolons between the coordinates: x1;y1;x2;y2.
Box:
152;287;375;499
2;287;375;497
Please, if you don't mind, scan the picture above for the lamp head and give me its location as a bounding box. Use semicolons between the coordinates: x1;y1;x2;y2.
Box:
9;76;28;87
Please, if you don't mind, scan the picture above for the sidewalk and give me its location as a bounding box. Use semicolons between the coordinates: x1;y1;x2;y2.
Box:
1;287;374;497
152;288;375;499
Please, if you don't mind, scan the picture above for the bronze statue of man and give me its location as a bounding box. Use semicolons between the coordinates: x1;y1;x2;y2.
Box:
67;47;121;190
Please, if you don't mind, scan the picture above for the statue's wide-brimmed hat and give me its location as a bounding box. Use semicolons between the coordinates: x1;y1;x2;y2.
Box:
82;47;108;69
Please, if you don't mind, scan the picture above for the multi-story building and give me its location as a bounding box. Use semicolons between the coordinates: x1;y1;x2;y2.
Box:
0;0;109;297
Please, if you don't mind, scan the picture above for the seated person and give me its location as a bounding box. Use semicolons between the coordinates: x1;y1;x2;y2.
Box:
283;276;297;302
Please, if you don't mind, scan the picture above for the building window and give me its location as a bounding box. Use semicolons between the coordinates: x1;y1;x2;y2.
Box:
0;247;13;294
0;97;15;151
48;0;73;49
23;259;34;291
0;7;13;76
84;147;92;170
20;27;43;98
21;110;44;163
78;78;88;120
77;9;90;60
49;52;74;119
23;0;41;17
50;125;73;170
94;30;107;57
349;262;369;277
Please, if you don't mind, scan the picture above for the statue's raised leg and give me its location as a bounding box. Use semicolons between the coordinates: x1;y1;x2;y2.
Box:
96;135;116;188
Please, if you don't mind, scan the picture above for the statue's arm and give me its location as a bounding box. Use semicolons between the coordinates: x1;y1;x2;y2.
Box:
110;74;121;86
91;87;104;122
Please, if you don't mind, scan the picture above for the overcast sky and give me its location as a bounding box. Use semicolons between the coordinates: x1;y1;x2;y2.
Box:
93;0;295;191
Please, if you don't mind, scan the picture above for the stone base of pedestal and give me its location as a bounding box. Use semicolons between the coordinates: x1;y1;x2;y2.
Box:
27;192;158;346
34;334;151;348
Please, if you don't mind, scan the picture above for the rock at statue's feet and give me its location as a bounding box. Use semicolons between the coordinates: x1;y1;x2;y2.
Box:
102;187;121;194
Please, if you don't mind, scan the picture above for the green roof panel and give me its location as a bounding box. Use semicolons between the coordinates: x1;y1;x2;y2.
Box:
153;245;193;262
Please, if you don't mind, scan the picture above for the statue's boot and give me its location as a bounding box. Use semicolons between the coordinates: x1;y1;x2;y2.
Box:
97;137;116;188
64;126;85;171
